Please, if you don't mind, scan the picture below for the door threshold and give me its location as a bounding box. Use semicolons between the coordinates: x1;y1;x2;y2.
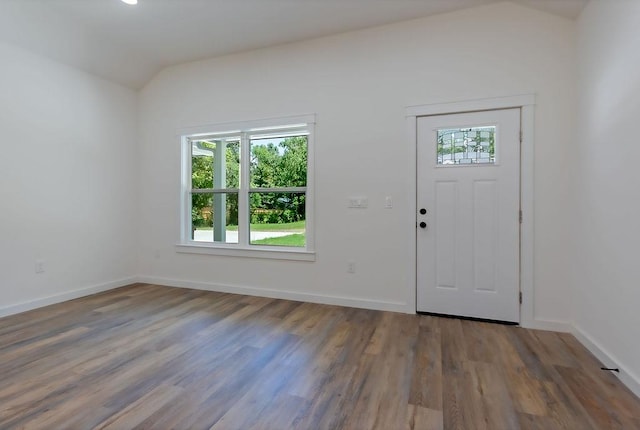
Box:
417;311;518;326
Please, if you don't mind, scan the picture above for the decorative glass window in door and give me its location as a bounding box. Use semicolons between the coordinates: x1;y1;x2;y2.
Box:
437;126;496;165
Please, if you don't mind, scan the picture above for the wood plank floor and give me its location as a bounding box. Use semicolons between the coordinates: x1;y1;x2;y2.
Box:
1;284;638;429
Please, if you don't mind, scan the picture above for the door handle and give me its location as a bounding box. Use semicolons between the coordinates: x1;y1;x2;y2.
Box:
419;221;427;229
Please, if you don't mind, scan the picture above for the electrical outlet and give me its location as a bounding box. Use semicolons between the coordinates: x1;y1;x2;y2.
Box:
35;260;45;274
347;261;356;273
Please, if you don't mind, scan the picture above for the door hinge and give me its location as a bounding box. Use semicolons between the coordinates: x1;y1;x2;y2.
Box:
519;210;523;223
519;292;523;304
519;131;523;143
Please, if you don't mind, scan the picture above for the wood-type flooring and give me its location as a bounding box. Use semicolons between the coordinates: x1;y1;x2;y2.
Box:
1;284;639;429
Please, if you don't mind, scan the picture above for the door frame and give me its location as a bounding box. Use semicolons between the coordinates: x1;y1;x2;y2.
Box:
405;94;535;327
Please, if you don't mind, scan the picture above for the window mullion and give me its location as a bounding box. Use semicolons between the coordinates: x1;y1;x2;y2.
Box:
304;123;314;251
183;137;193;242
238;132;250;247
248;187;306;193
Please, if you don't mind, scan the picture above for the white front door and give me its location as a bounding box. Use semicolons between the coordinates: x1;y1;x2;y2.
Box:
416;108;521;322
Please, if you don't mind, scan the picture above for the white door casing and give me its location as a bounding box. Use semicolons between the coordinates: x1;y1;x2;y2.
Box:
416;108;521;322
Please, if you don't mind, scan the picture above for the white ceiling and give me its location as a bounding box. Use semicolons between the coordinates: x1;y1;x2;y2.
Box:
0;0;588;89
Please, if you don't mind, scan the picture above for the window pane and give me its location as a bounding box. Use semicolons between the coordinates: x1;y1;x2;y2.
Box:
437;126;495;165
249;192;306;247
191;193;239;243
191;139;240;189
250;135;307;188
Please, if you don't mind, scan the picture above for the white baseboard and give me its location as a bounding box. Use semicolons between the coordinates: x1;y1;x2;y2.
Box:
571;325;640;398
0;277;137;319
520;318;572;333
137;275;411;314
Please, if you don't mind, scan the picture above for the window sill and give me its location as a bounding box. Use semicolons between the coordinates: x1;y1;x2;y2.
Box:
175;243;316;261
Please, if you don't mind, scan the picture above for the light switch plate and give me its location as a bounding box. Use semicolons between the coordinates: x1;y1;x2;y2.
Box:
348;197;368;208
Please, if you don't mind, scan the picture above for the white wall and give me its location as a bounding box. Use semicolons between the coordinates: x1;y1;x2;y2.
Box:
572;0;640;394
138;2;576;322
0;41;138;315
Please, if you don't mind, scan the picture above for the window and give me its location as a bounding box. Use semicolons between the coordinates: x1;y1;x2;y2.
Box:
178;115;314;260
437;126;496;165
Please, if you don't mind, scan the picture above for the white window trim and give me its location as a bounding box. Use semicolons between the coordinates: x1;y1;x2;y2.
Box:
176;114;316;261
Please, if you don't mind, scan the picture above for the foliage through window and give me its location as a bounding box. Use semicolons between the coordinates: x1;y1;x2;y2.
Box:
437;126;496;165
183;119;313;251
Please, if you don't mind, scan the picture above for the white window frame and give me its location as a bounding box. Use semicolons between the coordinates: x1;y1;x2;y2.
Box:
176;114;315;261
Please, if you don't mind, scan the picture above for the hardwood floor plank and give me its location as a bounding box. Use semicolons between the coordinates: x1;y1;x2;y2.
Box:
501;367;549;416
439;317;467;375
363;311;392;355
209;362;297;430
558;332;640;421
0;284;638;429
530;330;581;368
408;323;443;410
294;360;360;429
518;412;557;430
469;360;520;429
443;372;484;430
541;369;599;429
95;383;185;430
461;319;499;364
555;364;639;429
370;314;419;429
406;405;443;430
493;324;527;370
506;327;553;381
249;393;310;430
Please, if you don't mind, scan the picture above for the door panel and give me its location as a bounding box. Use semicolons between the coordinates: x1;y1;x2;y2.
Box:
417;109;520;322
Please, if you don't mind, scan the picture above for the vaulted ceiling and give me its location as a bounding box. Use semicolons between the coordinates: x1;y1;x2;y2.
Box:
0;0;588;89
